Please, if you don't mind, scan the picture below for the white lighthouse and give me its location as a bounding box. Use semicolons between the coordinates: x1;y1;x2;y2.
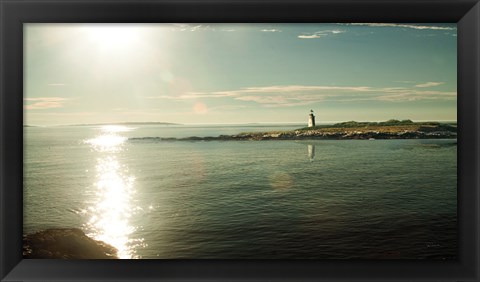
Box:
308;110;316;127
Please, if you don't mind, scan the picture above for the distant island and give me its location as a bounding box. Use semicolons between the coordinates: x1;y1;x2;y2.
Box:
70;121;181;126
130;119;457;141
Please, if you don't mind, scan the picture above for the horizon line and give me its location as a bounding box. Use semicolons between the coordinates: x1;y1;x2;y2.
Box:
23;119;458;127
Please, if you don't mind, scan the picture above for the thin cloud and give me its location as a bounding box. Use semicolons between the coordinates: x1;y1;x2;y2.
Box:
415;82;444;88
146;91;237;100
171;24;210;32
190;25;203;31
344;23;456;31
298;30;345;39
24;97;68;110
147;84;456;107
216;85;372;94
298;34;322;39
376;90;456;101
261;29;281;32
170;24;237;32
235;95;320;108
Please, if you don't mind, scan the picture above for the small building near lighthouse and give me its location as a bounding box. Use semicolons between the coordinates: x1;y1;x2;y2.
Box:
308;110;316;127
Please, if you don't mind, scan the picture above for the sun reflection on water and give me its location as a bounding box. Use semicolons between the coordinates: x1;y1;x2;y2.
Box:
84;125;143;259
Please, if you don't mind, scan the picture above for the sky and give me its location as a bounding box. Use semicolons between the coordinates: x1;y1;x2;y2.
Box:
24;23;457;126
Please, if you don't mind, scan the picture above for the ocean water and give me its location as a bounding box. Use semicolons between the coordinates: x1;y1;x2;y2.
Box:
23;124;457;259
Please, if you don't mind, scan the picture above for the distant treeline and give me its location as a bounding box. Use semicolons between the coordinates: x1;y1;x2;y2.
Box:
333;119;416;127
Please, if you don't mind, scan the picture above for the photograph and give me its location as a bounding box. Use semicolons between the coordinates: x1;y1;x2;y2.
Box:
23;23;457;259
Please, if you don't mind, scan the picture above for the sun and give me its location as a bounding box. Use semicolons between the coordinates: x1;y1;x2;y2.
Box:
82;24;142;53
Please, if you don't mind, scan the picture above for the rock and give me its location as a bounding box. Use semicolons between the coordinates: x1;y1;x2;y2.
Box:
129;123;457;142
23;228;118;259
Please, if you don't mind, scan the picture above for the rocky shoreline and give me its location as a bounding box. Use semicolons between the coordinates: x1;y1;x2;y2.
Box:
23;228;118;259
130;122;457;142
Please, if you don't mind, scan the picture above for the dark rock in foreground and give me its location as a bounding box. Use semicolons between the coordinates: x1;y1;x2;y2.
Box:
23;228;118;259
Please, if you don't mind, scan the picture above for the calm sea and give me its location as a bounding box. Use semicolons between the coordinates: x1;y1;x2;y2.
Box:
23;124;457;259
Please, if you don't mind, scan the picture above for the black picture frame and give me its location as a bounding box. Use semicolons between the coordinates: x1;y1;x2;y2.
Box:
1;0;479;281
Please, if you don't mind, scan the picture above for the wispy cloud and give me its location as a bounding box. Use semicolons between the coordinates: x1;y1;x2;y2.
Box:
146;91;237;100
147;84;456;107
298;30;345;39
190;25;203;31
298;34;322;39
343;23;456;31
261;29;281;32
170;24;237;32
415;81;444;88
171;24;211;32
376;90;455;101
24;97;68;110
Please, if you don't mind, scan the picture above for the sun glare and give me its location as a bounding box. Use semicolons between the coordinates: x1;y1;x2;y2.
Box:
83;24;142;53
83;125;142;258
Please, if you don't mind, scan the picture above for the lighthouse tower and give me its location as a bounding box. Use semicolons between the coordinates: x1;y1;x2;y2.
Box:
308;110;316;127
